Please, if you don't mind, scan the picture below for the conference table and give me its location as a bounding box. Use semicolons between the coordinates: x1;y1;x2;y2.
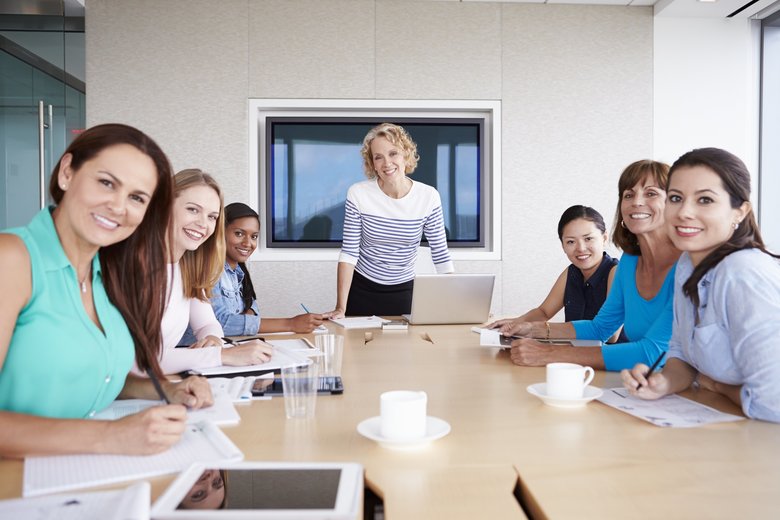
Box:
1;324;779;519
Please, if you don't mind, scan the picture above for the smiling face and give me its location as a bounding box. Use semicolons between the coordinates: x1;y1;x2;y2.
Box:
225;216;260;268
560;218;608;276
370;136;408;184
620;175;667;237
57;143;158;249
665;165;750;266
171;184;221;261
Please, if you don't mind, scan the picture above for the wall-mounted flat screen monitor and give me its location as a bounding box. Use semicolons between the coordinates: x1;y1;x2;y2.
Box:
266;117;485;248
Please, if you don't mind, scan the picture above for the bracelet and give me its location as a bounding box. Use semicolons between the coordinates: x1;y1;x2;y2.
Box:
545;322;551;340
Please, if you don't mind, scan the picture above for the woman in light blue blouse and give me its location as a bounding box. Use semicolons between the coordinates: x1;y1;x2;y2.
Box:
623;148;780;423
208;202;323;336
503;160;680;371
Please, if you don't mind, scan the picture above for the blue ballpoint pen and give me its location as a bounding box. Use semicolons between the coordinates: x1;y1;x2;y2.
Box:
300;303;311;314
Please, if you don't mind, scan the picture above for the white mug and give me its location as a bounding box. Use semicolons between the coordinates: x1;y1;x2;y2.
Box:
546;363;595;399
380;390;428;440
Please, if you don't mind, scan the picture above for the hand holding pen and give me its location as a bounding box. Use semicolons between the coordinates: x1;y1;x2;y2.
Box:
621;351;667;398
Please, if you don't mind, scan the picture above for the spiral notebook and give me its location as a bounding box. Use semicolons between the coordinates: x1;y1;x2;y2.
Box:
23;421;243;497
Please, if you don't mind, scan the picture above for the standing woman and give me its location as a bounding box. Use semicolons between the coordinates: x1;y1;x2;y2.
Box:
503;160;680;371
153;170;273;375
326;123;454;318
489;205;625;343
623;148;780;423
0;124;211;458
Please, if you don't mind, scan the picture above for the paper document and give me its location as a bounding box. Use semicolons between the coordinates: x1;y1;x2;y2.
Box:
208;374;273;402
330;316;389;329
479;329;510;348
597;387;745;427
0;481;149;520
23;421;243;497
92;391;240;426
193;343;311;377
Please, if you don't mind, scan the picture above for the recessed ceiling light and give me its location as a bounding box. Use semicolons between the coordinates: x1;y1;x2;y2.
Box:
698;0;717;3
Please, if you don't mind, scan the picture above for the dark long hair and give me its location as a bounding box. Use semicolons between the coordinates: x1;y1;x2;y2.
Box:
49;123;174;378
612;160;670;255
668;148;778;308
557;205;607;241
224;202;259;311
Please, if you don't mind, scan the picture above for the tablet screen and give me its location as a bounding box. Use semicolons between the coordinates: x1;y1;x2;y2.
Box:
176;469;342;511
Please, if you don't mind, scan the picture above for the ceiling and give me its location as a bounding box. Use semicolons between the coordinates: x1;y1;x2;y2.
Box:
2;0;779;20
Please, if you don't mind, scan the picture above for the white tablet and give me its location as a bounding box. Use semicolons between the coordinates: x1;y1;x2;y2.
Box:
151;462;363;519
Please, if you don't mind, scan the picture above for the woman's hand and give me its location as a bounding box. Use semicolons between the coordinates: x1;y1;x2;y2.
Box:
289;313;324;333
509;339;558;366
323;308;345;320
165;376;213;409
485;318;514;330
501;320;533;337
108;405;187;455
221;340;273;366
621;363;671;400
189;335;223;349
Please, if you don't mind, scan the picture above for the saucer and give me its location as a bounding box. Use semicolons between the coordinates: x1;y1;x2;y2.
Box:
527;383;603;408
356;416;451;449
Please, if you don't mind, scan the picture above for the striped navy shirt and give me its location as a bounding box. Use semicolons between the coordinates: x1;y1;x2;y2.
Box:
339;179;454;285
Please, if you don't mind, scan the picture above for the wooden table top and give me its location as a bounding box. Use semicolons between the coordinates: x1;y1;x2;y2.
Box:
2;323;778;519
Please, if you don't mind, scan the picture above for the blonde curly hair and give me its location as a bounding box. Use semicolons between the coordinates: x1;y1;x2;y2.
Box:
360;123;419;179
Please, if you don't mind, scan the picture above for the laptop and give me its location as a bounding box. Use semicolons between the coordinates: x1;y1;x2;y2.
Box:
402;274;495;325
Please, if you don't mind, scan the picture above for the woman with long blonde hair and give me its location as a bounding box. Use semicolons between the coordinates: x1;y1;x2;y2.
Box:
153;169;273;374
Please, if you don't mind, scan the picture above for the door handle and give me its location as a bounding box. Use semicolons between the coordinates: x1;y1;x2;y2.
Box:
37;101;45;209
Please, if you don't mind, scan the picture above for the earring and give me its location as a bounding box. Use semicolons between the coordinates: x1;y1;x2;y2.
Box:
620;220;626;229
60;183;67;190
733;222;740;230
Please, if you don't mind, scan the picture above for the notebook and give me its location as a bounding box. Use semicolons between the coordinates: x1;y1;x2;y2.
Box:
23;421;243;497
402;274;495;325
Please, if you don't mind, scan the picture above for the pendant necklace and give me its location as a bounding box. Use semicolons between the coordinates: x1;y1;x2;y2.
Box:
79;267;91;294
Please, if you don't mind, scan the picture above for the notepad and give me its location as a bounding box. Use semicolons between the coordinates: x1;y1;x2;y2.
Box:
23;421;243;497
92;392;241;426
0;481;150;519
330;316;389;329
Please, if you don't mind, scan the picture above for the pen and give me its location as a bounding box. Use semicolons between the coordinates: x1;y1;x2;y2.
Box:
300;303;311;313
636;351;666;391
221;337;235;345
148;370;171;404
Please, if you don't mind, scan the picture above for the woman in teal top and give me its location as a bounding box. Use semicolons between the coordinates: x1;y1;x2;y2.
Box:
502;160;680;371
0;124;211;458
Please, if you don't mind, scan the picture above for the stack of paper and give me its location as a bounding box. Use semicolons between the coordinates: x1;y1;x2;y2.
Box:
92;392;241;426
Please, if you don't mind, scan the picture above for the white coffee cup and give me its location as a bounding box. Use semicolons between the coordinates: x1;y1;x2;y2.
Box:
546;363;595;399
380;390;427;440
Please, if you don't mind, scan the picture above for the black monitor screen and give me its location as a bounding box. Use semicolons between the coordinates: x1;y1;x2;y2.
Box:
266;117;483;248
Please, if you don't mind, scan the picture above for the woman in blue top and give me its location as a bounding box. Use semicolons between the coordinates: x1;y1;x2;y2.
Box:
503;160;680;371
180;202;323;341
0;124;211;458
623;148;780;423
490;205;624;343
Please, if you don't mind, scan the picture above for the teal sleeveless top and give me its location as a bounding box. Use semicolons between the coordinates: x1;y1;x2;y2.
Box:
0;208;135;418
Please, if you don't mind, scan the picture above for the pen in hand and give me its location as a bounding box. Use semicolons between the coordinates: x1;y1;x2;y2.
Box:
147;370;171;404
635;352;666;392
300;303;311;314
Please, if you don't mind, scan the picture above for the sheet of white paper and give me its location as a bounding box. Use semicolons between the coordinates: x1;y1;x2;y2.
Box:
193;344;310;376
479;329;508;347
597;387;745;427
208;374;274;402
0;481;149;520
330;316;389;329
92;391;240;426
23;421;243;497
